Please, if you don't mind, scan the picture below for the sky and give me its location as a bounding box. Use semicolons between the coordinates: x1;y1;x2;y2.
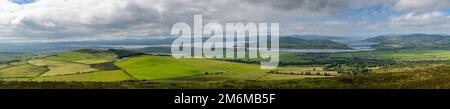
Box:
1;0;450;42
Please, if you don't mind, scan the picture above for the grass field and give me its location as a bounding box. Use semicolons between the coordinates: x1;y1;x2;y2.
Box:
0;53;36;63
0;64;8;69
257;74;333;81
115;56;219;80
34;70;134;82
273;50;450;65
157;58;330;81
116;56;337;81
0;78;34;82
156;58;271;82
0;48;450;88
330;50;450;61
2;48;450;88
28;59;97;76
5;62;450;89
74;60;111;64
373;50;450;61
46;50;117;64
277;66;337;74
0;63;48;78
373;62;444;73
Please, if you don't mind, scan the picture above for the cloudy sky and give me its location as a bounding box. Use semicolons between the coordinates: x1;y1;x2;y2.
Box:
1;0;450;42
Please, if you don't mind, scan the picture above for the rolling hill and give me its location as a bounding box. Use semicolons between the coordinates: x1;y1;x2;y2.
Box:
279;37;351;49
0;49;333;82
130;36;352;54
281;35;346;40
365;34;450;50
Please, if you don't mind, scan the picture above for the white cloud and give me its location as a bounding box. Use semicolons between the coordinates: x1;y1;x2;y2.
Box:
0;0;166;40
391;11;450;26
1;0;450;41
0;0;357;41
394;0;450;11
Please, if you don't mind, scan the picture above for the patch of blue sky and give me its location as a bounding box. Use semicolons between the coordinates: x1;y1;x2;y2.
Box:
443;9;450;14
9;0;35;4
295;5;398;25
339;5;394;22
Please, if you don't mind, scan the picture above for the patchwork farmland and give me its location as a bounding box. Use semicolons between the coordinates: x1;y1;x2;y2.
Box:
0;49;336;83
2;48;450;89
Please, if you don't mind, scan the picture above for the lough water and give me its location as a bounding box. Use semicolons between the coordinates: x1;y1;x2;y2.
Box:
280;41;377;53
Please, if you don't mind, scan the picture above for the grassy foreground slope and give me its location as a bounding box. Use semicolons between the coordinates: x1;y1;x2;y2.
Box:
2;62;450;89
34;70;133;82
1;48;450;88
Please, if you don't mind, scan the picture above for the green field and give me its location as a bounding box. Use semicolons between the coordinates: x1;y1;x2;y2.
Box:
113;55;323;81
271;49;450;66
0;53;338;82
0;63;48;78
0;48;449;89
330;50;450;61
28;59;98;76
115;56;219;80
46;49;117;64
74;60;112;64
0;64;8;69
276;66;337;75
4;49;450;83
155;58;332;82
0;53;36;64
34;70;133;82
158;59;265;81
257;74;332;81
372;50;450;61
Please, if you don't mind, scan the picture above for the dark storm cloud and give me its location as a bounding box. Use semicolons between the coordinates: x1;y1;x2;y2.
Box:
245;0;350;15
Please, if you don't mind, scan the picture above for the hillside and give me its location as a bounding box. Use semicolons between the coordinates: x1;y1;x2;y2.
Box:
279;37;351;49
0;49;335;82
3;48;450;89
282;35;347;40
365;34;450;50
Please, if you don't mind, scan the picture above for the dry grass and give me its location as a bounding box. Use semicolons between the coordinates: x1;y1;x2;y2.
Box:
28;59;97;77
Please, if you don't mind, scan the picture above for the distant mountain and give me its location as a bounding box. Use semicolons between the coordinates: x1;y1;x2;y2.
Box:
130;36;353;54
279;37;351;49
365;34;450;50
0;35;352;54
281;35;346;40
50;37;176;46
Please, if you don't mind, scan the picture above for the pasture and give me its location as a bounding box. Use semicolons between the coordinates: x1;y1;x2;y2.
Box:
275;66;337;76
0;63;48;78
0;53;36;64
34;70;133;82
115;56;218;80
163;58;269;81
4;49;450;85
28;59;97;76
331;50;450;61
46;49;117;64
